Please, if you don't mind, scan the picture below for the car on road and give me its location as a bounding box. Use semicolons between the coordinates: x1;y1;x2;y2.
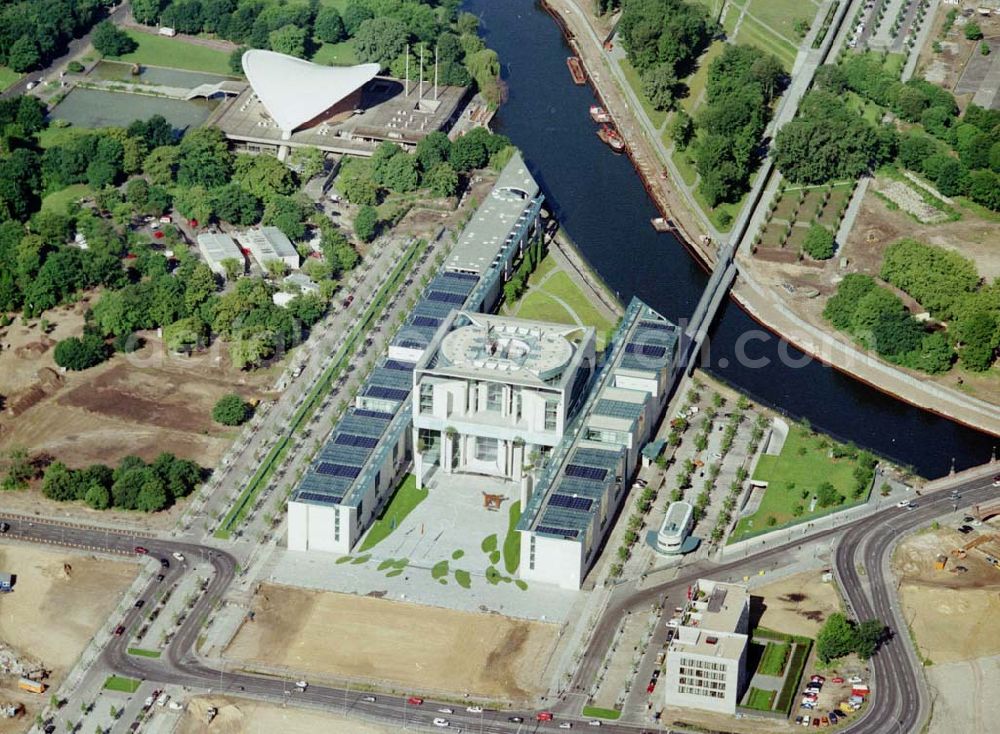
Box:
172;552;185;562
559;724;573;729
907;502;917;510
537;712;554;721
437;708;453;714
134;599;145;609
465;706;483;713
361;695;376;703
168;700;184;711
407;697;424;706
958;525;973;534
432;718;449;727
993;475;1000;487
134;546;148;554
156;574;165;582
114;625;125;636
0;521;9;533
964;515;976;523
896;500;910;508
588;721;602;727
160;558;170;568
647;679;656;693
508;716;524;723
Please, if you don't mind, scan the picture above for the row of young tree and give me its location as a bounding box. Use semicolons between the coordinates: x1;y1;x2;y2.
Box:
0;0;106;73
126;0;503;106
775;54;1000;211
41;452;202;512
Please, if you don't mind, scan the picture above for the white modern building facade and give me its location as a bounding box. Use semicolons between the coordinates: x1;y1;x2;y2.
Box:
664;579;750;714
517;298;681;589
656;501;694;554
411;311;596;487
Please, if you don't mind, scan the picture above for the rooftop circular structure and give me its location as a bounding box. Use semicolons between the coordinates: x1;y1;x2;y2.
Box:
241;50;380;136
440;320;574;381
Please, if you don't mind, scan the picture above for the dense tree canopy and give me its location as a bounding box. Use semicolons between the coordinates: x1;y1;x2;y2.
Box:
92;22;137;57
213;393;253;426
618;0;715;74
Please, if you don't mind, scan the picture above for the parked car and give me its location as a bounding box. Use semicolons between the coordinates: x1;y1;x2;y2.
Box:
134;599;145;609
847;676;863;684
134;546;148;555
958;525;974;534
831;677;845;684
160;558;170;568
810;675;826;683
588;722;602;727
155;574;165;582
0;521;10;533
559;724;573;730
172;552;185;562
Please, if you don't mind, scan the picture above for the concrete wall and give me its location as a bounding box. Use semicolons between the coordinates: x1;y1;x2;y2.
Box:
519;531;584;589
664;649;744;714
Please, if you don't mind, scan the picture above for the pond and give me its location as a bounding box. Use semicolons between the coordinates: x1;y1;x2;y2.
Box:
48;88;216;133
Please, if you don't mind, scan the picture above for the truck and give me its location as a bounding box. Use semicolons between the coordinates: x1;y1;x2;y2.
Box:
18;678;46;694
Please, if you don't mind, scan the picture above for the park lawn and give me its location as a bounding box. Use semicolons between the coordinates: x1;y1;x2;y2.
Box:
746;687;776;711
312;39;358;66
513;290;576;326
41;184;92;214
671;147;697;186
0;65;21;90
619;57;667;128
526;252;558;286
883;52;906;78
359;474;427;551
758;641;790;676
844;91;882;125
730;426;866;541
113;31;233;75
746;0;818;47
36;125;94;148
543;271;614;335
104;675;141;693
582;706;621;720
680;41;725;114
733;14;798;71
691;182;743;232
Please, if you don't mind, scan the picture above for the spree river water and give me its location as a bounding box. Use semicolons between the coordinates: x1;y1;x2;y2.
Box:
463;0;994;476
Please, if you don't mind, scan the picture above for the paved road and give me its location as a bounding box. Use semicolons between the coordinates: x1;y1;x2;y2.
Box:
4;466;996;733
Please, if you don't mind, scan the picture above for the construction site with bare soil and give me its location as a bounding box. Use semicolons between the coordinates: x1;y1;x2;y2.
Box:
223;585;560;703
0;545;137;732
180;696;395;734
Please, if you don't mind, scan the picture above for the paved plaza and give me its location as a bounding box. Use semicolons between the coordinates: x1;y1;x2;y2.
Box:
265;472;582;622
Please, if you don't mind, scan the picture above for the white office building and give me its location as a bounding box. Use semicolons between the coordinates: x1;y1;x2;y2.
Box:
411;311;596;487
656;501;694;554
237;226;300;271
664;579;750;714
195;232;244;278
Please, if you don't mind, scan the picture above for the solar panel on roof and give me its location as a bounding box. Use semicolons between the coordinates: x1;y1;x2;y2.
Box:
549;494;594;512
411;315;441;328
335;434;379;449
316;462;361;478
536;525;580;539
427;290;467;304
638;320;673;331
395;339;426;349
366;385;410;402
443;271;479;281
384;359;415;371
353;409;392;419
565;464;607;481
297;491;343;505
625;343;667;358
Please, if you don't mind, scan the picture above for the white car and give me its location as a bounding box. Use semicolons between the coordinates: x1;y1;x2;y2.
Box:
847;676;863;684
361;695;376;703
295;680;308;690
172;552;185;562
559;724;573;729
896;500;910;508
168;700;184;711
465;706;483;713
438;708;454;714
588;722;602;727
433;718;450;727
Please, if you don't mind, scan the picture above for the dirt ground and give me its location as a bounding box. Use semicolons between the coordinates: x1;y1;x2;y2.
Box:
925;654;1000;734
0;302;276;511
0;544;138;732
752;570;843;639
224;585;559;702
914;8;1000;99
179;696;395;734
894;521;1000;663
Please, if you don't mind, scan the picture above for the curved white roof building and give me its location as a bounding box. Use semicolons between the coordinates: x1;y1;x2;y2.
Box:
242;49;380;137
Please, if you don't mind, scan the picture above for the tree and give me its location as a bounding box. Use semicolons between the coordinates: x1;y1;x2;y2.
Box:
964;21;984;41
220;257;244;281
315;6;346;43
816;613;858;662
641;63;678;111
802;224;835;260
92;22;138;57
212;183;261;225
354;17;408;68
135;474;168;512
342;2;374;35
163;316;206;354
84;483;111;510
618;0;714;73
955;310;997;371
177;128;232;188
262;195;308;240
381;153;420;193
184;263;218;312
855;618;886;660
416;131;452;172
213;393;252;426
815;481;841;508
7;37;40;73
174;185;213;223
53;335;108;371
233;153;297;200
354;205;378;242
289;147;326;181
669;110;695;150
450;129;491;171
269;24;307;58
143;145;179;186
426;162;459;198
131;0;164;25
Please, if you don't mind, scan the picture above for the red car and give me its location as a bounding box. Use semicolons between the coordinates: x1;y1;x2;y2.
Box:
810;675;826;684
407;697;423;706
114;625;126;636
647;681;656;693
134;546;148;555
831;677;845;684
536;712;554;721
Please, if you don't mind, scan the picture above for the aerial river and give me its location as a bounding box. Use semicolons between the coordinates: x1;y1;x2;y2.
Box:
463;0;994;476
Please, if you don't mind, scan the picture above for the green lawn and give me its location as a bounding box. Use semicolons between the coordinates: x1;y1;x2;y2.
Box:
745;687;776;711
582;706;621;720
512;290;575;325
503;501;521;574
104;675;142;693
0;66;21;90
312;39;358;67
733;14;798;71
758;641;790;676
36;125;94;149
543;271;614;335
127;647;162;659
113;31;234;75
619;58;667;128
730;426;870;542
691;182;744;232
689;0;727;19
359;475;427;551
41;184;91;214
883;52;906;78
680;41;725;114
671;147;698;186
745;0;818;47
